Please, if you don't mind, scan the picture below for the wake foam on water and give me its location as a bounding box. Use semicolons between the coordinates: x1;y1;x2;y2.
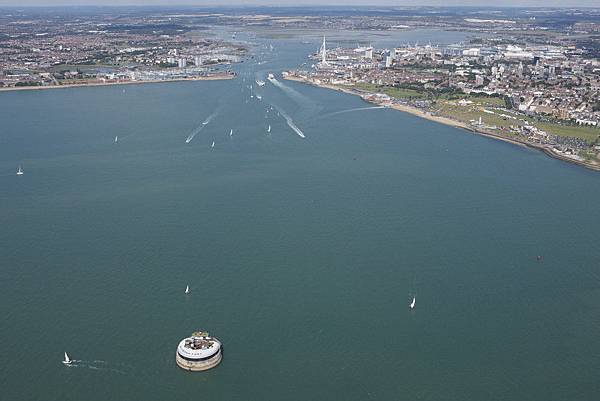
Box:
268;76;312;107
64;359;130;375
271;104;306;139
185;110;220;143
320;106;386;118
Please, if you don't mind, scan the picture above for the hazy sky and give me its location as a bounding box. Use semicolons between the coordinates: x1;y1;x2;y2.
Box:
0;0;598;7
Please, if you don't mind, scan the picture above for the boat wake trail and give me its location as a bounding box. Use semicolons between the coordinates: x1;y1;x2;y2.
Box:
268;76;312;107
65;360;129;374
320;106;386;119
271;104;306;139
185;110;219;143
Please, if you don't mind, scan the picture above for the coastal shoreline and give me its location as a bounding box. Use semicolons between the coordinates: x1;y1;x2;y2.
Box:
284;74;600;172
0;73;235;93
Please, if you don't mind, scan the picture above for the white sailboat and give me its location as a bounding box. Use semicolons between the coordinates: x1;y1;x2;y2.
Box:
114;135;118;143
229;129;233;137
409;296;416;310
16;165;23;176
267;125;271;133
211;141;215;148
185;285;190;294
63;352;72;365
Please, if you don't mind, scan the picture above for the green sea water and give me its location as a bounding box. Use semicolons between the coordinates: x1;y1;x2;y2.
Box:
1;30;600;401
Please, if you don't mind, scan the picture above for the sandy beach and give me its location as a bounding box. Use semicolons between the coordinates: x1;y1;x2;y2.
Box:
284;74;600;172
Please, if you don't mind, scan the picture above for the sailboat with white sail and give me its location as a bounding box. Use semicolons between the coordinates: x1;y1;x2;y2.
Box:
229;129;233;137
63;352;72;365
185;285;190;294
267;125;271;133
409;296;416;310
16;165;23;176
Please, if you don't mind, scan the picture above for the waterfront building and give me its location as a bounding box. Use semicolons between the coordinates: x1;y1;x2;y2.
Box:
385;55;392;68
462;48;480;57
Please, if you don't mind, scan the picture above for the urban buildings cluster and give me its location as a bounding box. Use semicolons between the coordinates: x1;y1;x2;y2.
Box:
0;10;246;88
288;35;600;164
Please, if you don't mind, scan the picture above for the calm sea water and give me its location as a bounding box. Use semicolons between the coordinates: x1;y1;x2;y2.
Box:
1;29;600;401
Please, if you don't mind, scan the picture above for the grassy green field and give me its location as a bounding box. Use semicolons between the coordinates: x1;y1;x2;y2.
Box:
537;122;600;142
434;98;514;129
437;98;600;142
452;95;505;106
352;83;425;99
350;83;600;143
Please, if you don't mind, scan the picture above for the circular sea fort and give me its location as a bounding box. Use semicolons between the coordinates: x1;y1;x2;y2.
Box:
176;331;222;371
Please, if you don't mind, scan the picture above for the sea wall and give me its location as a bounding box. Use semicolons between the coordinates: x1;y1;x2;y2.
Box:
176;351;222;372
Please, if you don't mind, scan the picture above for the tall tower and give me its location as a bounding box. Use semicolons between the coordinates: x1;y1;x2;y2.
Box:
321;36;327;65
